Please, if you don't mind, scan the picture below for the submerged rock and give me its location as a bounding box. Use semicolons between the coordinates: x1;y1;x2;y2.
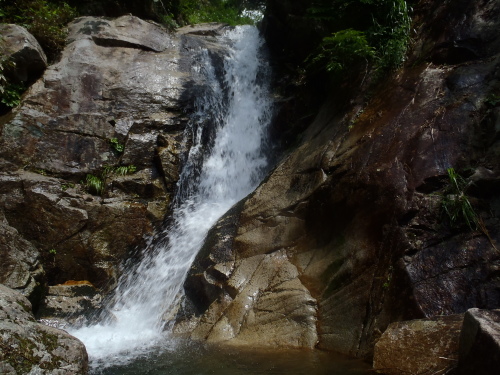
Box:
0;284;88;374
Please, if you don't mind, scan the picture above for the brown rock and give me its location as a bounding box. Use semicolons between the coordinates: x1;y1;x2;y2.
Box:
180;0;500;358
373;315;463;375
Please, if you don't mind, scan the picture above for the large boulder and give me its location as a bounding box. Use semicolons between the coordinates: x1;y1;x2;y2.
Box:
0;24;47;84
0;284;88;374
373;315;463;375
457;308;500;375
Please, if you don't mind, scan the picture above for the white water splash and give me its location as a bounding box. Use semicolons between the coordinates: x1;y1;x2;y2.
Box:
70;25;272;368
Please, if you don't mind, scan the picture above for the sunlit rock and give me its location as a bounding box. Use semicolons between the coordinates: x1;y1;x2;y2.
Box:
0;284;88;374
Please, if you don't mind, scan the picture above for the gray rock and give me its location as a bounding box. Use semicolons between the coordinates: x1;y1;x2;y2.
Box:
0;24;47;84
185;250;318;348
457;308;500;375
0;15;187;173
0;213;44;307
0;284;88;374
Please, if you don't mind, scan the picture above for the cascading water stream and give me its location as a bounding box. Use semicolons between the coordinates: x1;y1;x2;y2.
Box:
70;25;273;369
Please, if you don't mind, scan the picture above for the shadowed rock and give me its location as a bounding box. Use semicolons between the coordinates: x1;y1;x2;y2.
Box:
458;308;500;375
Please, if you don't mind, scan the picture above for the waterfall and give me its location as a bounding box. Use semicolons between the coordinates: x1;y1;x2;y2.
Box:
70;25;273;368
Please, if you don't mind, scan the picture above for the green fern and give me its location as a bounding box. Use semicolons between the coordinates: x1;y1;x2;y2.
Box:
114;165;137;176
84;174;104;195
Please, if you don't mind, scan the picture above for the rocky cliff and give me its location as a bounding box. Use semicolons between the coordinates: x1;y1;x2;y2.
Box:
0;16;234;372
177;0;500;367
1;0;500;373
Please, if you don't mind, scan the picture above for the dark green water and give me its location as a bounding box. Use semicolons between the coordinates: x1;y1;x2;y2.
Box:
92;341;371;375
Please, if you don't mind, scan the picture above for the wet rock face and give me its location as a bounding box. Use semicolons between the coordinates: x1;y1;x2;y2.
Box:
37;281;106;329
0;17;229;291
180;0;500;357
0;171;154;289
0;284;88;374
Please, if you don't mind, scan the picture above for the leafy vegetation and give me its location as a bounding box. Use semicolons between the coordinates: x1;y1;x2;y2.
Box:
306;0;412;80
109;137;125;153
0;57;8;95
83;164;137;195
1;82;25;108
0;47;25;110
307;29;375;74
84;173;105;195
442;168;478;230
114;164;136;175
442;168;498;250
178;0;255;26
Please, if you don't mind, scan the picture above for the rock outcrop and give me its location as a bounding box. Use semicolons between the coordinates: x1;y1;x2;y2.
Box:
177;0;500;359
0;284;88;374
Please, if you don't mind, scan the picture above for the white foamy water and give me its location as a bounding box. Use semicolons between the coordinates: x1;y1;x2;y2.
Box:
70;25;272;368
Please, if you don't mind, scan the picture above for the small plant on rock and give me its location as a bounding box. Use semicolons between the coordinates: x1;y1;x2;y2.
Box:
114;165;137;176
442;168;478;230
83;164;137;195
109;138;125;153
84;174;105;195
442;168;497;250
